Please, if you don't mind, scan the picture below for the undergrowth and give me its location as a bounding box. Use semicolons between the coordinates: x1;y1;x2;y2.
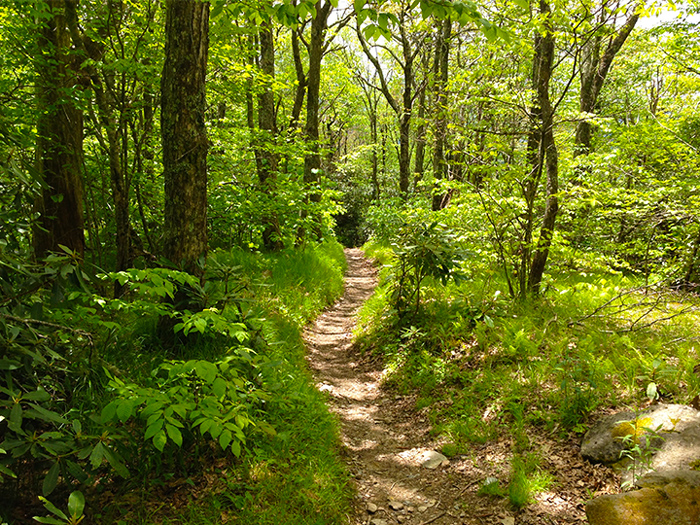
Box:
356;236;700;509
0;240;351;524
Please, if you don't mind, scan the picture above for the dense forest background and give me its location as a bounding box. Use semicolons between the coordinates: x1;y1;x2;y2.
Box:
1;0;700;523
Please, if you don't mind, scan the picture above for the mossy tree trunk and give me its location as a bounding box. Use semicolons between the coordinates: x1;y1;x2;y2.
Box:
33;0;85;260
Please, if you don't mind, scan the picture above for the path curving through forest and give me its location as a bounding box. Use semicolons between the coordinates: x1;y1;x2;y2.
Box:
304;248;479;525
304;249;605;525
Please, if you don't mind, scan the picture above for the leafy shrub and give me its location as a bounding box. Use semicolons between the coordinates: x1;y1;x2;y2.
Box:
102;350;271;458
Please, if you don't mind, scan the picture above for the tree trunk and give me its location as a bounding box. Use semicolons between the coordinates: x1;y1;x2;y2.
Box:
300;0;332;242
33;0;85;260
255;22;283;251
161;0;209;276
65;2;132;295
575;5;639;156
527;0;559;296
431;18;451;211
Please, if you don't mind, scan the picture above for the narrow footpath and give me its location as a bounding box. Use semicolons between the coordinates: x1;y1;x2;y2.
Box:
303;249;488;525
304;249;600;525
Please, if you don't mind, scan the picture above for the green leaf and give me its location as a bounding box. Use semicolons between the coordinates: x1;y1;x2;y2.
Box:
32;517;65;524
144;419;164;440
116;400;134;422
231;440;241;457
195;361;218;384
42;462;60;496
89;442;105;469
212;377;227;398
152;429;167;451
512;0;529;8
103;447;130;478
166;424;183;447
28;404;69;425
9;403;22;432
101;400;119;423
219;429;232;451
23;389;51;402
67;491;85;518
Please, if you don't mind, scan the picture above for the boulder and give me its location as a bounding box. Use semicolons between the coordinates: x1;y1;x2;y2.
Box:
581;404;700;466
586;471;700;525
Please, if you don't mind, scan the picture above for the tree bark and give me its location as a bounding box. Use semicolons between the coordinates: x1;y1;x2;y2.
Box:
575;4;639;156
255;22;283;251
33;0;85;260
431;18;451;211
161;0;209;275
300;0;332;242
527;0;559;296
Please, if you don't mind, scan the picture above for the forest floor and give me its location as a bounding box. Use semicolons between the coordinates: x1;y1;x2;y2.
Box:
304;248;620;525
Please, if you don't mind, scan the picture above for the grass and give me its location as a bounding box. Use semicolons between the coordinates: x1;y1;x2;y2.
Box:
154;240;353;524
355;237;700;510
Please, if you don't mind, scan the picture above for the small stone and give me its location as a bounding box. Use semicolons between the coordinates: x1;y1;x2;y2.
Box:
367;503;378;514
418;506;428;512
421;450;448;469
370;520;388;525
397;516;404;523
501;517;515;525
389;500;404;511
441;459;450;468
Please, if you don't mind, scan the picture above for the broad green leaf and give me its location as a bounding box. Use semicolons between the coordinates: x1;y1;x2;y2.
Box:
42;462;60;496
152;429;167;451
212;377;227;398
23;389;51;402
219;429;232;451
89;442;105;469
195;361;218;384
116;400;134;422
67;491;85;518
144;419;164;440
28;404;68;425
9;403;22;432
32;517;64;524
166;424;183;447
101;400;119;423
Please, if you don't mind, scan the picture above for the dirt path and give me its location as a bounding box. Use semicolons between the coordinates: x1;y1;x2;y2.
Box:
304;249;613;525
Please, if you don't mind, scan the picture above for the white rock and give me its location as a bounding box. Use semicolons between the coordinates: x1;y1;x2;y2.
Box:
366;503;378;514
421;450;448;469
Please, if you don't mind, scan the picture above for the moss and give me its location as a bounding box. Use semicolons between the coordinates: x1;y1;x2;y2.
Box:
612;417;654;443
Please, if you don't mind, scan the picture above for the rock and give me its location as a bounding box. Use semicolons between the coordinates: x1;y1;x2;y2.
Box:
586;475;700;525
581;404;700;465
417;506;428;512
440;459;450;468
500;517;515;525
420;450;448;469
388;500;404;511
366;503;378;514
370;520;388;525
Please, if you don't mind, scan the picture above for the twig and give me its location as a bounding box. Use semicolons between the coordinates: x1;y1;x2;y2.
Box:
418;511;446;525
0;313;94;343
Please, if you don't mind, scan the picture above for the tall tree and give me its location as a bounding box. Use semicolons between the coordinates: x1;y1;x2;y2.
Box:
356;2;426;197
431;17;452;211
575;1;640;156
525;0;559;296
161;0;210;275
33;0;85;260
254;20;283;251
302;0;333;239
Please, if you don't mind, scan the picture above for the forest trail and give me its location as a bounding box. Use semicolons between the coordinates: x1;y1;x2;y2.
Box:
304;249;610;525
304;249;495;525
